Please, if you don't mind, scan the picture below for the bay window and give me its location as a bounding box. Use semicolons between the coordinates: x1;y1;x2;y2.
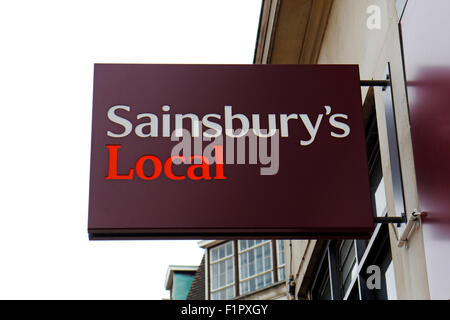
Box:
208;240;286;299
209;242;235;300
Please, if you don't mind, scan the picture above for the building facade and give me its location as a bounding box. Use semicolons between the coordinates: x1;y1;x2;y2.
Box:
253;0;450;300
197;240;288;300
172;0;449;301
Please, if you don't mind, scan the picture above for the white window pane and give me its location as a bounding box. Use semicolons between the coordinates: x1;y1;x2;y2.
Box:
374;177;387;217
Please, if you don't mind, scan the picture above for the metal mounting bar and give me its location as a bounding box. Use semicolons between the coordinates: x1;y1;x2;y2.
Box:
360;80;390;87
373;216;407;224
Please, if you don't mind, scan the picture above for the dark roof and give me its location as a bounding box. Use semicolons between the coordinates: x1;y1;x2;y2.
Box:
186;254;206;300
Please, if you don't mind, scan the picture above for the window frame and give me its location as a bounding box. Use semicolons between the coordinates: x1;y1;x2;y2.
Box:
238;240;274;295
207;239;285;299
276;240;286;282
208;241;236;300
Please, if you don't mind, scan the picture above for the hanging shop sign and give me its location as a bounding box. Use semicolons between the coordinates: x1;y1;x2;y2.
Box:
88;64;373;239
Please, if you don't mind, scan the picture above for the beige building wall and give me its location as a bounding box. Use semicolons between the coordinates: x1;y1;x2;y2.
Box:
314;0;429;300
256;0;430;299
237;282;287;300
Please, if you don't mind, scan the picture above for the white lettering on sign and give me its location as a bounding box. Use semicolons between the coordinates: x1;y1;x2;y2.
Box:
106;104;350;145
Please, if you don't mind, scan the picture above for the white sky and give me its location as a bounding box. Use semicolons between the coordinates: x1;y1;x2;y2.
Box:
0;0;262;299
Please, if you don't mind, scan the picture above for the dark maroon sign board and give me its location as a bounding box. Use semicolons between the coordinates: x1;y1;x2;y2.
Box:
88;64;373;239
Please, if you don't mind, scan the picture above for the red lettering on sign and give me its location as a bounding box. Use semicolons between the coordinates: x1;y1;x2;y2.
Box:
105;145;227;181
105;145;134;180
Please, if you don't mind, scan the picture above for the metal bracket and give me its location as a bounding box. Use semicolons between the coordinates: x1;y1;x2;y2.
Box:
373;210;425;249
397;210;425;248
373;216;406;225
365;64;410;227
364;74;407;227
360;79;390;88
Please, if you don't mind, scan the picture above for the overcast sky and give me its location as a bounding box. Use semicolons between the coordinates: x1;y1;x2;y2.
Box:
0;0;262;299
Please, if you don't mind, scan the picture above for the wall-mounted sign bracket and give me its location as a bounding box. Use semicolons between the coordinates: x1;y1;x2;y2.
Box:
373;216;405;224
361;64;409;227
360;79;390;87
396;210;425;248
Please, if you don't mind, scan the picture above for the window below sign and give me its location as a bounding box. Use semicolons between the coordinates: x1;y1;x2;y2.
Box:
208;240;286;300
209;242;235;300
238;240;273;295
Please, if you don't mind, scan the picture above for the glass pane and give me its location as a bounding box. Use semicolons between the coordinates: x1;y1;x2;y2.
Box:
320;278;332;300
219;245;225;260
226;242;233;256
256;274;264;289
219;261;226;287
339;240;356;295
278;267;286;281
374;177;387;217
277;240;285;265
264;255;271;271
249;278;256;292
241;281;249;295
211;248;218;262
226;286;235;299
264;272;273;286
248;250;255;276
240;252;248;279
341;247;356;282
256;246;263;274
248;240;254;248
339;240;353;263
264;243;271;271
226;258;234;283
239;240;247;251
264;243;271;257
211;263;218;290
